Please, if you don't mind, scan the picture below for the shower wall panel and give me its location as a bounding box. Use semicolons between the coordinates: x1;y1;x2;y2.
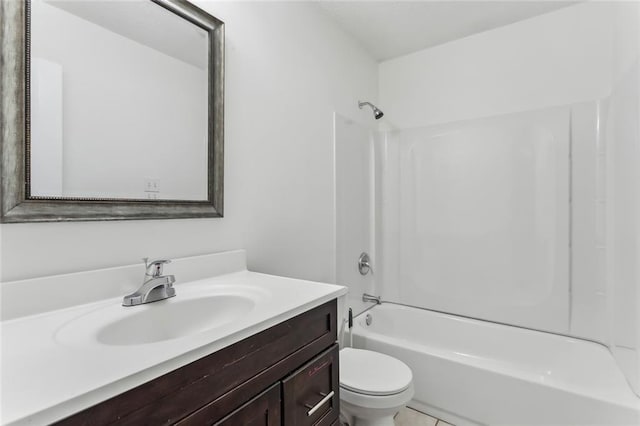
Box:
395;107;571;333
335;113;375;316
607;1;640;394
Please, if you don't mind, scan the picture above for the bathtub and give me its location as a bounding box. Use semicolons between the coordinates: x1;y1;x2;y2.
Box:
350;303;640;426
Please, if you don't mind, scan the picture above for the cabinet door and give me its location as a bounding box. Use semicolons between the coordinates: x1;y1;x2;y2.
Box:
283;344;339;426
213;383;281;426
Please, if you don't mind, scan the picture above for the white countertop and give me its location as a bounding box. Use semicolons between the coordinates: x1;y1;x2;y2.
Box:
1;258;346;425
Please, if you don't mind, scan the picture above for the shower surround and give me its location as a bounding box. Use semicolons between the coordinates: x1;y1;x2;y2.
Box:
336;2;640;424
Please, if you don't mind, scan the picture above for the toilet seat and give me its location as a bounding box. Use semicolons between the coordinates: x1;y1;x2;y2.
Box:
339;348;413;396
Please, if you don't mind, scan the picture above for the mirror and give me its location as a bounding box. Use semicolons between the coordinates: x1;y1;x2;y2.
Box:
30;0;210;201
0;0;224;222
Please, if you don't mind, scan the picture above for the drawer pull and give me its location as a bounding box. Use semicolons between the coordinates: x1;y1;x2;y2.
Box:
305;391;335;416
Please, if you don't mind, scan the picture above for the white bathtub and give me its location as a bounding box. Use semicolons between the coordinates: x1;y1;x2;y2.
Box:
350;303;640;426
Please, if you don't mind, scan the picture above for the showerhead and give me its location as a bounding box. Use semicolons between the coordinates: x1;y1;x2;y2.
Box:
358;101;384;120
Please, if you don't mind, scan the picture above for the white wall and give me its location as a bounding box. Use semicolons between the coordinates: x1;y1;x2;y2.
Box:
0;2;378;283
379;2;612;130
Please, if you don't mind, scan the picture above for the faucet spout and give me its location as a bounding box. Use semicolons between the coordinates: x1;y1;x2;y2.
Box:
362;293;381;305
123;259;176;306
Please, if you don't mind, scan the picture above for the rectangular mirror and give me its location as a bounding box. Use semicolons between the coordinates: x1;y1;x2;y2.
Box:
0;0;224;222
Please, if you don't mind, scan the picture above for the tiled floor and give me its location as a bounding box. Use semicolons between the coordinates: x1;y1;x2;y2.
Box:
394;407;455;426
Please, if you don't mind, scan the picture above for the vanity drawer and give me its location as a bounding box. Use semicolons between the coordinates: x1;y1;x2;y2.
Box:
283;344;339;426
212;383;281;426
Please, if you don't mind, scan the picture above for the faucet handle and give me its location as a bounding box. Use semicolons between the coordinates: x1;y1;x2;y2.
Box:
143;258;171;277
358;252;373;275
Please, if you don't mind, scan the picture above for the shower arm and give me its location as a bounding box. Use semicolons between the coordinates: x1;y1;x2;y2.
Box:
358;100;384;119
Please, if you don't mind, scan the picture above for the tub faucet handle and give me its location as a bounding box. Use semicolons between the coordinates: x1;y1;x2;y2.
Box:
358;252;373;275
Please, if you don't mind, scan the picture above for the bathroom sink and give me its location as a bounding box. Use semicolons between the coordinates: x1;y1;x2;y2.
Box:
98;295;254;345
55;285;265;346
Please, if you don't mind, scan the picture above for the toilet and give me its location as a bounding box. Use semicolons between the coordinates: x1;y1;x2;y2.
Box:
339;348;414;426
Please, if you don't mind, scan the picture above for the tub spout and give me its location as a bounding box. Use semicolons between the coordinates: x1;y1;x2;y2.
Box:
363;293;381;305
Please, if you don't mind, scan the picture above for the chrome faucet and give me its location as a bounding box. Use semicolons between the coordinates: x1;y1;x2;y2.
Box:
122;258;176;306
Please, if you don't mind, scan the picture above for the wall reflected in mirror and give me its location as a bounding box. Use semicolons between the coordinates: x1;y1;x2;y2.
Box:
29;0;209;201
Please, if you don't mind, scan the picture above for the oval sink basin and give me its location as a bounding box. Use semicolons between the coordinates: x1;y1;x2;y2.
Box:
55;285;266;346
97;295;254;345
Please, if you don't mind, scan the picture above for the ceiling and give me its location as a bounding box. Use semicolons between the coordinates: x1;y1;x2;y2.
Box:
316;1;578;62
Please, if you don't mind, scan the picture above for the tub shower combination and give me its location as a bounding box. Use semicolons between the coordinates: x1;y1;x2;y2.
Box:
338;100;640;424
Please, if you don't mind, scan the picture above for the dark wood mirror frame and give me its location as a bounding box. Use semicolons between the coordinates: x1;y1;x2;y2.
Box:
0;0;224;222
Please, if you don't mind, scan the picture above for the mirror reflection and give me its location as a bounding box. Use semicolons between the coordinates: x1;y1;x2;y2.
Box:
29;0;209;201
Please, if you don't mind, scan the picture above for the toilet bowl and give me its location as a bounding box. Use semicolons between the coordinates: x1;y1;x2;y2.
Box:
339;348;414;426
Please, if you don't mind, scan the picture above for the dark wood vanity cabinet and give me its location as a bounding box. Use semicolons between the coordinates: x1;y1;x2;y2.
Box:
213;383;282;426
54;300;339;426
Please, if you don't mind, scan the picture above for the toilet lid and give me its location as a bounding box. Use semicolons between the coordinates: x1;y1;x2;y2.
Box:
339;348;413;396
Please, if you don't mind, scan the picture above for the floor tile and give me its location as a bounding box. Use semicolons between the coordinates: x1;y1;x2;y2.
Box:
394;407;438;426
436;421;454;426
